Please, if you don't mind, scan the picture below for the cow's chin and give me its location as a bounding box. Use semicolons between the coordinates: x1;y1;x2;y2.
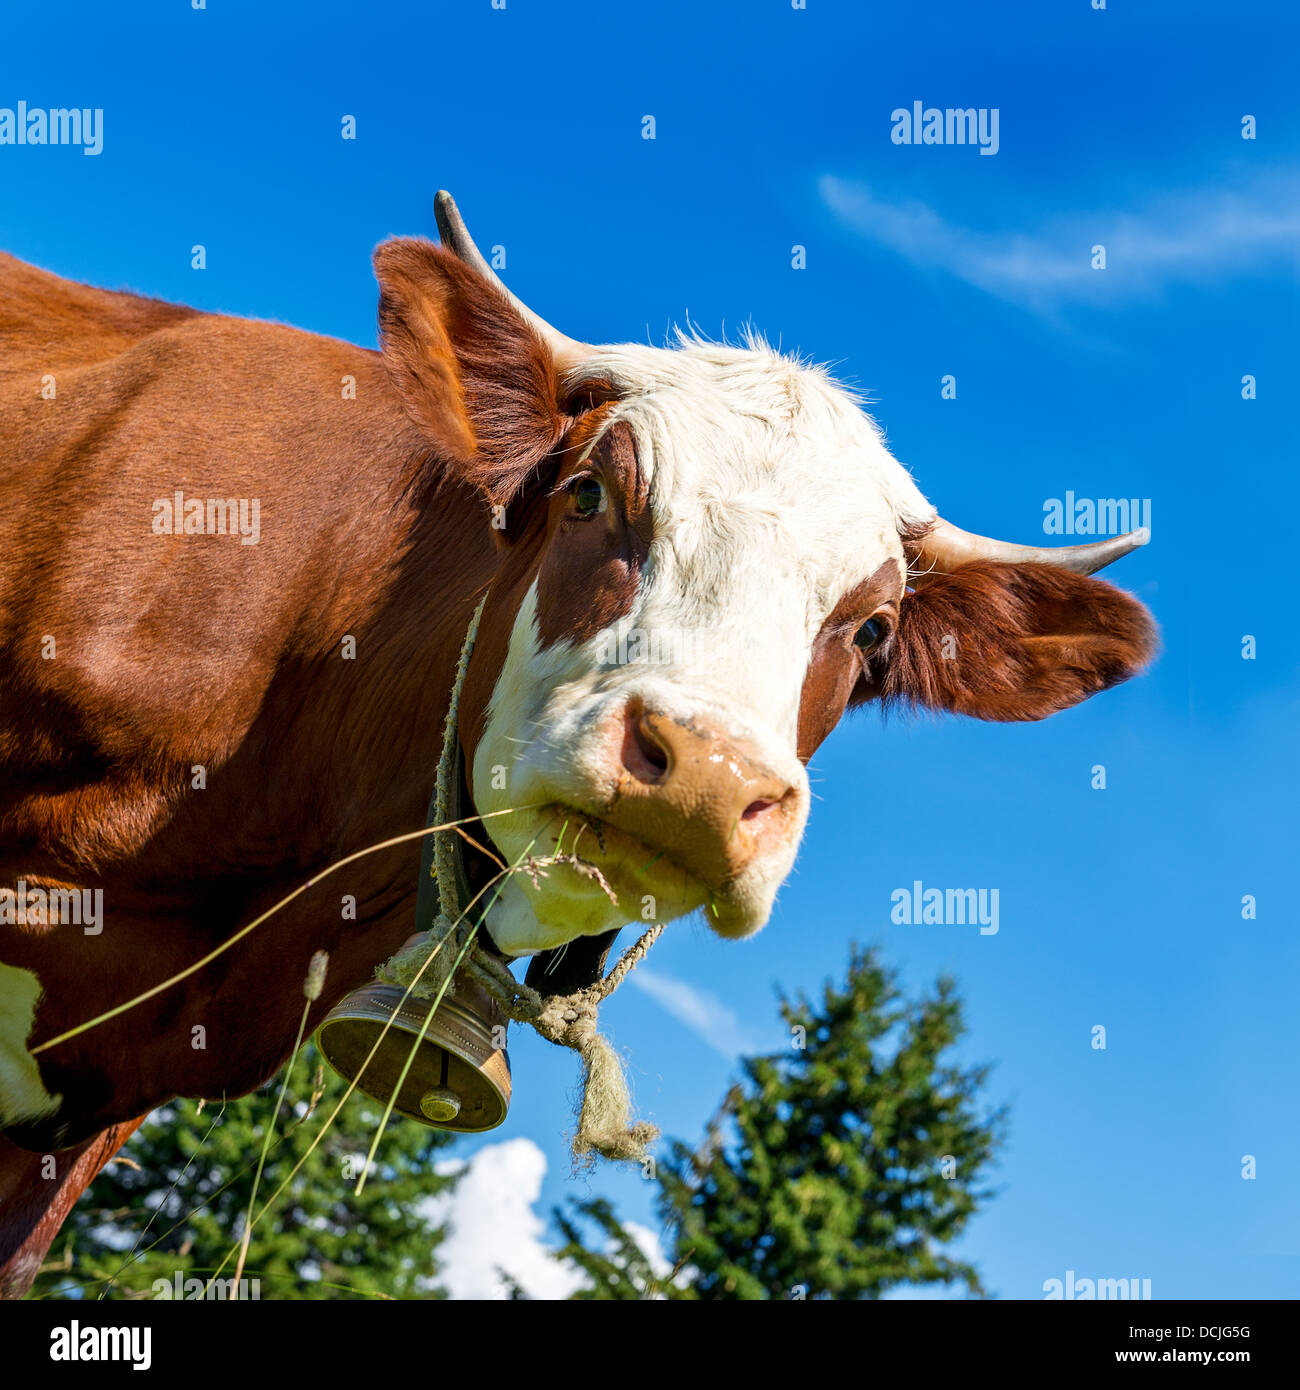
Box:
479;804;777;956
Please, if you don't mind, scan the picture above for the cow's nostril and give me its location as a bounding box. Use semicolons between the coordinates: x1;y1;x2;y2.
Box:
621;708;670;784
608;706;799;887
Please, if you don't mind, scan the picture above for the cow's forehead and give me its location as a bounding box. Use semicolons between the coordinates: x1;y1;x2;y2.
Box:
570;340;935;624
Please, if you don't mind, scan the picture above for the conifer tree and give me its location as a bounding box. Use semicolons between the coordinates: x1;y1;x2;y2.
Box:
31;1044;458;1301
557;948;1005;1300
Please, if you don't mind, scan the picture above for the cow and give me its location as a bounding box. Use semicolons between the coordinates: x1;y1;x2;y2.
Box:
0;192;1155;1296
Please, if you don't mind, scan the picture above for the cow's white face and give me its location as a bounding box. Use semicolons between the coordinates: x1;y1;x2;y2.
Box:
375;227;1156;963
463;341;933;955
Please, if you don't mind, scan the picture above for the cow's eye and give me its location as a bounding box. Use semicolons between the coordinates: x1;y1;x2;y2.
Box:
854;617;885;653
571;476;606;517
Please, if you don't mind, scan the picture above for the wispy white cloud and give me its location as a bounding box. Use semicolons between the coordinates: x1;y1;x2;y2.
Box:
630;968;758;1059
820;172;1300;312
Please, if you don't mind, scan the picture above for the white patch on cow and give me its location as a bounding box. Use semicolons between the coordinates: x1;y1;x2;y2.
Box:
0;962;62;1128
474;338;936;956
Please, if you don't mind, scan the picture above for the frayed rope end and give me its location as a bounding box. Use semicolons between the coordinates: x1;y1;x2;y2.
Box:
529;987;658;1166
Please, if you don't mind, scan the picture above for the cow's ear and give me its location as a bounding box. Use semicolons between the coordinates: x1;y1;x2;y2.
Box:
860;561;1157;721
374;237;572;505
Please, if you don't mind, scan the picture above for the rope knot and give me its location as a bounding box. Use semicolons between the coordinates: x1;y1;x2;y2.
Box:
533;993;598;1047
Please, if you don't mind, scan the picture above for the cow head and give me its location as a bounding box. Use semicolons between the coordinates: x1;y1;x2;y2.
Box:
375;194;1156;957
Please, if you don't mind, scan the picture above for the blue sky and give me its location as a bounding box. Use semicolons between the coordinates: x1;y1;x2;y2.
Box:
4;1;1297;1298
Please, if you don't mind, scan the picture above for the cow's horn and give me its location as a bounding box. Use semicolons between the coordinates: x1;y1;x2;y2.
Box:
434;190;590;373
909;517;1149;585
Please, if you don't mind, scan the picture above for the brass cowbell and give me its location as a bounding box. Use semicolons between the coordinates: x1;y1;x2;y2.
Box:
316;974;510;1133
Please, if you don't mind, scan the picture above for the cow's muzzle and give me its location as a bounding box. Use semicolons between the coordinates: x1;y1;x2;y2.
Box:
603;702;800;920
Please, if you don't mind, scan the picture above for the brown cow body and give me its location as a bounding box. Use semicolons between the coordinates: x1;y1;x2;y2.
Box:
0;254;493;1289
0;1119;143;1297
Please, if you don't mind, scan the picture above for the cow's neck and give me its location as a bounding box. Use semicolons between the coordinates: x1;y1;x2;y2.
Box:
14;437;506;1143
